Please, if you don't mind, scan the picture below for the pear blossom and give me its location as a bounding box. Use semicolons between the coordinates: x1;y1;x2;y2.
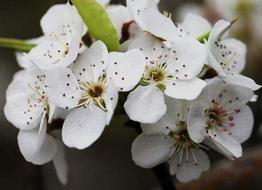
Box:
206;20;247;75
4;67;54;130
176;15;247;77
4;67;68;184
45;41;145;149
26;3;84;70
1;0;261;186
123;2;208;124
124;32;207;124
187;77;255;159
132;98;210;183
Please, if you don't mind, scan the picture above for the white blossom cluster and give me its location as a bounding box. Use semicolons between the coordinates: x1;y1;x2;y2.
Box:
4;0;261;184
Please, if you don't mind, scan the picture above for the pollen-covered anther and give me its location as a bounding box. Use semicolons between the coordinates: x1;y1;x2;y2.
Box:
143;63;170;84
206;102;228;129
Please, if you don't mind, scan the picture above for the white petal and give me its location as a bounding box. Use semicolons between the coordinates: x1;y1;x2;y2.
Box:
165;78;206;100
170;148;210;183
27;4;83;69
62;105;107;149
250;95;258;102
108;49;146;92
131;134;173;168
209;128;242;158
208;20;231;48
18;129;57;165
179;14;211;38
166;37;207;79
4;93;43;130
48;103;56;124
127;0;177;42
124;85;167;124
128;33;170;66
207;51;226;75
72;40;108;82
46;67;82;109
142;98;191;135
222;75;261;91
27;38;80;70
37;112;48;150
216;83;254;110
104;83;119;125
187;102;207;143
127;0;160;13
226;105;254;143
209;39;247;75
40;3;83;40
53;141;68;185
5;70;27;101
139;9;178;42
204;139;235;160
107;5;131;40
16;52;34;68
197;77;254;109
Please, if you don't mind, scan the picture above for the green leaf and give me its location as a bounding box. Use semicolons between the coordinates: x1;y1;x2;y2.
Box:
0;37;36;52
72;0;119;51
197;32;210;43
156;83;166;92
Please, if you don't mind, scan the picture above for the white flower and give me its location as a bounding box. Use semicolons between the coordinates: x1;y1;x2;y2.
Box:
187;77;255;159
26;3;84;70
4;67;67;184
124;33;207;124
122;3;208;123
45;40;145;149
4;67;54;130
207;20;247;75
131;98;210;183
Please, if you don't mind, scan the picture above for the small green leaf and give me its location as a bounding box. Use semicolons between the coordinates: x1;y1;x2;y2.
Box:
72;0;119;51
197;32;210;44
139;79;150;86
0;37;36;52
156;83;166;92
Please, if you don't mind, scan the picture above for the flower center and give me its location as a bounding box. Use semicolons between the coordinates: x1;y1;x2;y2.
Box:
148;67;165;82
206;102;228;129
167;121;207;166
87;85;104;98
169;121;192;146
141;63;172;91
78;75;107;111
28;75;50;113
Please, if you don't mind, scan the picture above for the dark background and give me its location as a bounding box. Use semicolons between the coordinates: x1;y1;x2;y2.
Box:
0;0;262;190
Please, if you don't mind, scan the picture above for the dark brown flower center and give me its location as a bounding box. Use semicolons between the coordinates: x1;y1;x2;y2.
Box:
88;85;104;98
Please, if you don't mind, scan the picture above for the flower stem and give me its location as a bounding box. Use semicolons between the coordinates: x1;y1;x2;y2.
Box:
0;37;35;52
